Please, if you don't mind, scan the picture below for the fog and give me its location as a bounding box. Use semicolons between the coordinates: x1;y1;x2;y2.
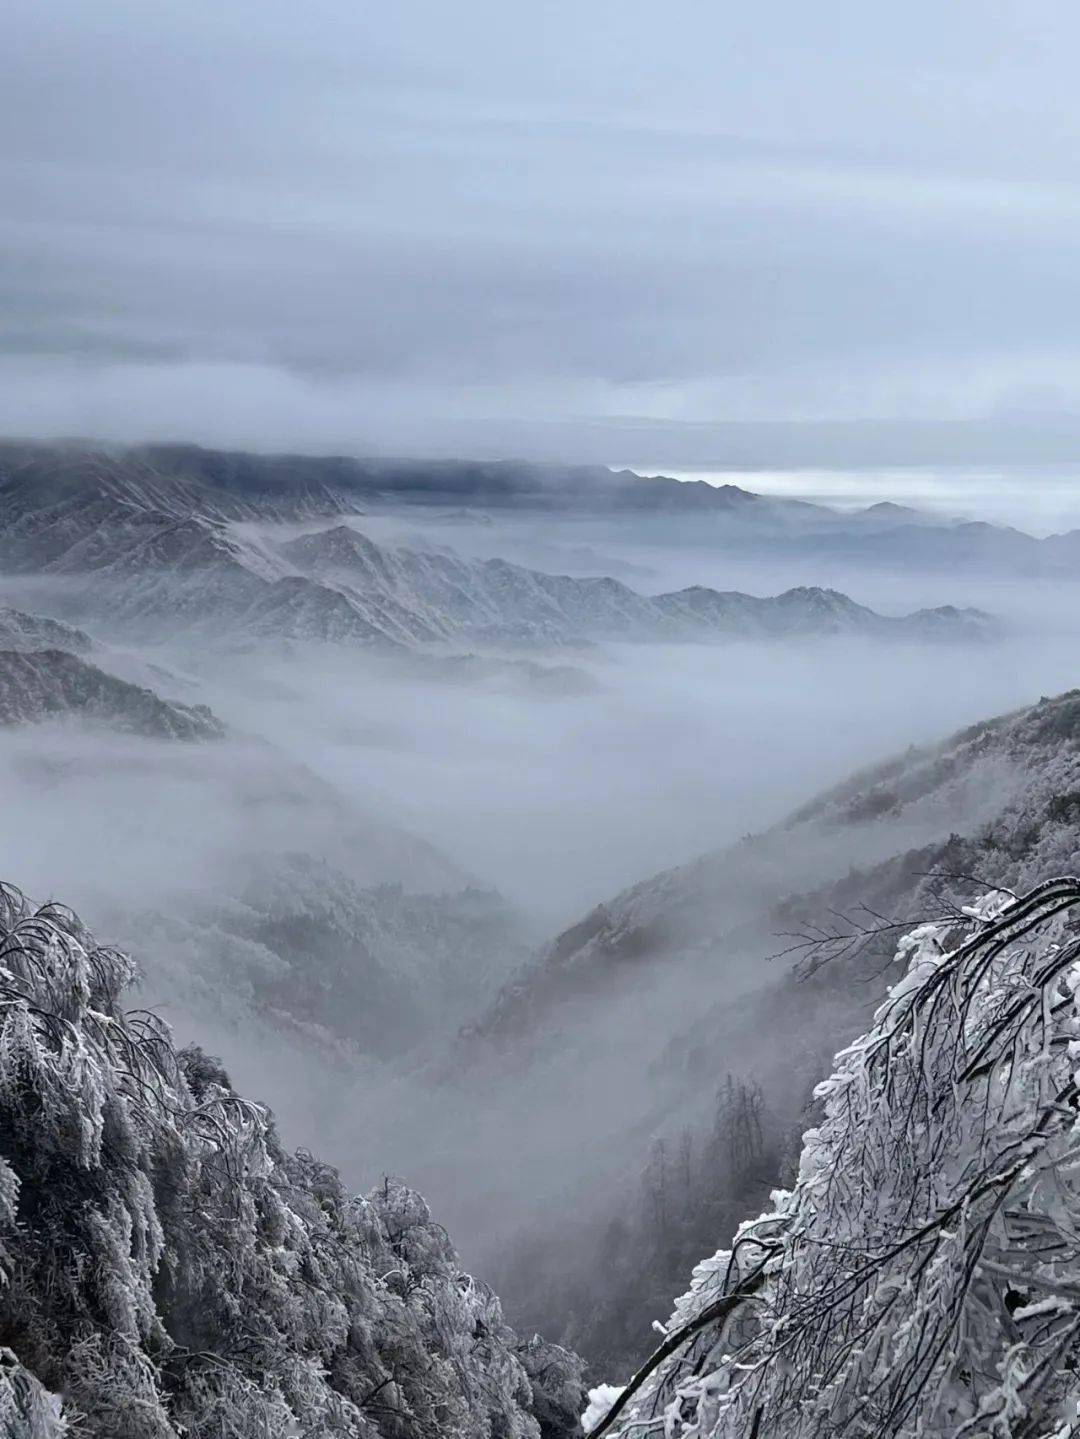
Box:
349;500;1080;637
186;630;1077;928
1;494;1079;1363
660;465;1080;535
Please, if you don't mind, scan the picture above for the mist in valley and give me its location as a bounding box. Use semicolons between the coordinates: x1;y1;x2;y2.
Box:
1;496;1079;1369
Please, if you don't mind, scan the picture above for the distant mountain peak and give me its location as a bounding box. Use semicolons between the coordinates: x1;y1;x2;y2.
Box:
858;499;921;516
775;584;859;603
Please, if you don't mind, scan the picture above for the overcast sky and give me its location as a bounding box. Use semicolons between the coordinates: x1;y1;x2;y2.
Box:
6;0;1080;464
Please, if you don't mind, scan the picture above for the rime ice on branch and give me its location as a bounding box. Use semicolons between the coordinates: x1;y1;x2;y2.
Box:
589;877;1080;1439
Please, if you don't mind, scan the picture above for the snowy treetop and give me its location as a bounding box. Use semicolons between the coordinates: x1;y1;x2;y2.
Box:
0;882;584;1437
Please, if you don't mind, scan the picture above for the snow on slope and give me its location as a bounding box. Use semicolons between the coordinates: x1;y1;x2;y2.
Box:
470;687;1080;1055
0;648;225;739
114;852;530;1062
458;686;1080;1374
280;523;996;648
0;605;93;654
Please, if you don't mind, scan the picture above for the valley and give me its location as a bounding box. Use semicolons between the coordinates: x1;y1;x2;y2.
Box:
4;442;1080;1433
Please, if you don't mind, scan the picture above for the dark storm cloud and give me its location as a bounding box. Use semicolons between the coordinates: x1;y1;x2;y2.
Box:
6;0;1080;456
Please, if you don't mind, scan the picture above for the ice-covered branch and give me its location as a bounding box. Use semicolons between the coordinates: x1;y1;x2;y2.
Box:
589;877;1080;1439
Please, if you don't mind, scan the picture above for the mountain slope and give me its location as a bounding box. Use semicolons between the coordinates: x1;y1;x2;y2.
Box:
460;685;1080;1370
0;648;225;738
0;606;92;654
0;882;586;1437
0;448;402;650
472;687;1080;1052
116;853;530;1062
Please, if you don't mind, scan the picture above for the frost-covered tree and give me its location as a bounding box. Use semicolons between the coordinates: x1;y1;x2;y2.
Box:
588;877;1080;1438
0;883;584;1436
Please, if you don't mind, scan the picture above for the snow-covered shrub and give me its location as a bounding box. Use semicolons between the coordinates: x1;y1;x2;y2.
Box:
590;878;1080;1438
0;883;584;1436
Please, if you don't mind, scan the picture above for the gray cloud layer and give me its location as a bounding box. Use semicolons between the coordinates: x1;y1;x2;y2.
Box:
6;1;1080;459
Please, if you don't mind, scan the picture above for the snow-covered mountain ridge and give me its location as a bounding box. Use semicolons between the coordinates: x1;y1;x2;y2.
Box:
0;445;996;650
11;438;1080;578
0;606;92;654
282;524;994;647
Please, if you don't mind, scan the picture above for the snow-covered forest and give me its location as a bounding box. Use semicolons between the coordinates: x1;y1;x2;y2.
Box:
0;883;584;1436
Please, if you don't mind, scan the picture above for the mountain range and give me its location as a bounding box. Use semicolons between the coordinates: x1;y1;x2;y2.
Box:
7;440;1080;582
135;441;1080;576
0;443;997;650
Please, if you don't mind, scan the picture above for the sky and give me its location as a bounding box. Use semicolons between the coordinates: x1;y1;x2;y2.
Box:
7;0;1080;465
